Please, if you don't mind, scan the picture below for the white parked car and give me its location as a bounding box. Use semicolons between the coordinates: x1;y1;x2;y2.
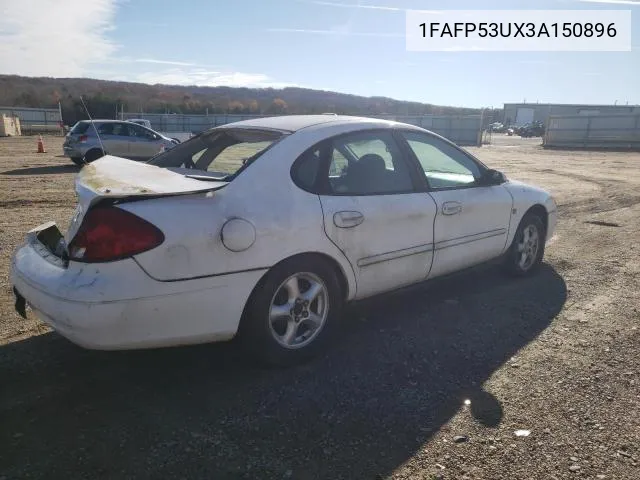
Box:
11;115;557;366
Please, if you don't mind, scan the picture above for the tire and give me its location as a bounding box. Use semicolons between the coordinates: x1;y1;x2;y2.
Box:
238;255;343;367
83;149;104;163
70;157;84;166
504;213;546;276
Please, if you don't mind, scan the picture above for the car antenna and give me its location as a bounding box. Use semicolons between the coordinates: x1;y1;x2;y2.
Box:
79;95;106;163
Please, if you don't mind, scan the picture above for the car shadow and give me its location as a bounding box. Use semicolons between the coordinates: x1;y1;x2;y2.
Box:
1;164;79;176
0;263;566;479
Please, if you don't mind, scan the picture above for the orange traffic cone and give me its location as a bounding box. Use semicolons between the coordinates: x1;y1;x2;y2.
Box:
37;135;46;153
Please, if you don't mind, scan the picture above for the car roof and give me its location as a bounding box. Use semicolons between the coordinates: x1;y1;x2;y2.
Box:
78;119;127;123
218;115;398;132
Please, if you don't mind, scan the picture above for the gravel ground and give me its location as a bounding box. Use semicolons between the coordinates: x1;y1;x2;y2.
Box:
0;135;639;480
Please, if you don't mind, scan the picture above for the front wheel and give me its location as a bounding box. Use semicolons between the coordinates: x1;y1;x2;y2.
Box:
238;256;343;367
504;213;546;276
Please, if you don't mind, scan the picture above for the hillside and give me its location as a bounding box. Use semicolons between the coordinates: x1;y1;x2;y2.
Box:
0;75;491;125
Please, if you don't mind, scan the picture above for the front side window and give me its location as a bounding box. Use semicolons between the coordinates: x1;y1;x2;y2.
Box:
127;123;156;139
401;131;481;189
325;131;414;195
112;123;131;137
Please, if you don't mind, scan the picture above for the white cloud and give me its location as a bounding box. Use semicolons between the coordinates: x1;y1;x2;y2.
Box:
267;28;404;37
517;60;556;65
295;0;440;12
134;68;298;88
0;1;307;90
134;58;200;67
299;0;404;11
576;0;639;4
0;0;118;77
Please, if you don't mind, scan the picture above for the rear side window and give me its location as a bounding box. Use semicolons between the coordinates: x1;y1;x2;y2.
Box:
97;123;115;135
70;122;90;134
293;147;323;191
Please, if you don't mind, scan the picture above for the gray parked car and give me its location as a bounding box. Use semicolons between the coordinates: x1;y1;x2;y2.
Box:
63;120;178;165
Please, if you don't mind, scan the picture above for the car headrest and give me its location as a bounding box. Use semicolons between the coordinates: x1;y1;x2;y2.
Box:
356;154;386;173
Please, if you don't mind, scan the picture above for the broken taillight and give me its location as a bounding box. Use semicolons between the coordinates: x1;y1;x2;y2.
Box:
68;207;164;263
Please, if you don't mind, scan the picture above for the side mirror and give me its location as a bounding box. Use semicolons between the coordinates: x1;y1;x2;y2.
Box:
479;169;506;186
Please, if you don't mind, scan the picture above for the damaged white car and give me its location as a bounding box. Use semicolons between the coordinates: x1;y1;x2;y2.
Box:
11;115;557;366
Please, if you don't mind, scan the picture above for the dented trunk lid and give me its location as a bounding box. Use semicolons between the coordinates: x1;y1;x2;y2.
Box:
67;155;225;241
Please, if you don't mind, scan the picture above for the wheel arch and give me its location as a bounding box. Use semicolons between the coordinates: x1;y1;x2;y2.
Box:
84;147;105;162
254;251;351;301
236;251;352;338
523;203;548;234
505;202;550;252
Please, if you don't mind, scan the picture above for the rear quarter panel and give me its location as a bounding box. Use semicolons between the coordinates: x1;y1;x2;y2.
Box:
126;127;365;299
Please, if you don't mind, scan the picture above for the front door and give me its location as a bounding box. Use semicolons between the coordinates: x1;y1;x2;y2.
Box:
317;130;437;299
398;130;513;278
126;123;162;160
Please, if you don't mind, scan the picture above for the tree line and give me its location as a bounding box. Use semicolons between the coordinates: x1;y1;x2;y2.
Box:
0;74;500;126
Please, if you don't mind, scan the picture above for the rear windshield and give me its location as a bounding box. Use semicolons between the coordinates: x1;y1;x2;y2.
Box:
70;121;91;134
147;128;286;181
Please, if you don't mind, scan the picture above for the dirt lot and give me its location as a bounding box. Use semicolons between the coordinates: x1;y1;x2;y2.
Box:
1;135;639;479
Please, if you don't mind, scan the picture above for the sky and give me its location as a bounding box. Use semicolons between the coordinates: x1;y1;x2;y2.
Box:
0;0;638;108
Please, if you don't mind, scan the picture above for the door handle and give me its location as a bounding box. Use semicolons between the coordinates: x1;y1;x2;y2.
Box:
334;211;364;228
442;201;462;216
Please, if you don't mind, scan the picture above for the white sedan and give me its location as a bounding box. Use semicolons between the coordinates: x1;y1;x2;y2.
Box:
11;115;557;366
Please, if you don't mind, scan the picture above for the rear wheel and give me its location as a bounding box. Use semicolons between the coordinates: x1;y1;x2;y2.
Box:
238;256;343;367
504;213;546;276
83;149;104;163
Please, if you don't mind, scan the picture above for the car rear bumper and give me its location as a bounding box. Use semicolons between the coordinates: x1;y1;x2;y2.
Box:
11;238;265;350
63;145;84;158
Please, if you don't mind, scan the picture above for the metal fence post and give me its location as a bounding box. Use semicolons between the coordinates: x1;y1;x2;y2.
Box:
585;116;592;148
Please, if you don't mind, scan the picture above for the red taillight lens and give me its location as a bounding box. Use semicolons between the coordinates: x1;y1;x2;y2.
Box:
79;135;88;142
68;207;164;263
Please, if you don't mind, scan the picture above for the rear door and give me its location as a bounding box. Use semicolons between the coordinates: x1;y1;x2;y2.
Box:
314;129;437;299
398;130;513;278
97;123;129;157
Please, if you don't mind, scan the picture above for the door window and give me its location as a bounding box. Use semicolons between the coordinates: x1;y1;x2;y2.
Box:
111;123;131;137
127;123;156;140
401;131;481;189
326;131;414;195
97;123;115;135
